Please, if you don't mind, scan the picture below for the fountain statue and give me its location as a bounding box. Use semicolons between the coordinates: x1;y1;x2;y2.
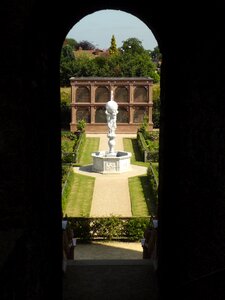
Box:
105;90;118;154
91;89;132;174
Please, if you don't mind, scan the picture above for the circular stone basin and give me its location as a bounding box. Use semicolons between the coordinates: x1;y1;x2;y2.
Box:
91;151;132;174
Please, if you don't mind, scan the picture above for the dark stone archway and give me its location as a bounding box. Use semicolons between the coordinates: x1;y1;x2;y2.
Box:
1;1;225;299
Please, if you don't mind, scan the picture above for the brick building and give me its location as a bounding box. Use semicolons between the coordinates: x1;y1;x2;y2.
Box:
70;77;153;133
2;2;225;299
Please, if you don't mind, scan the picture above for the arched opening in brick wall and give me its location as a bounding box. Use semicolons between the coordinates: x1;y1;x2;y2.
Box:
61;8;160;232
61;8;161;298
3;1;224;299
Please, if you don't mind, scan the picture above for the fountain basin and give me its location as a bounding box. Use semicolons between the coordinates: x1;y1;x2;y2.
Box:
91;151;132;174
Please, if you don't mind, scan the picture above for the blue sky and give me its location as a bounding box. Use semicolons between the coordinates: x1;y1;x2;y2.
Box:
66;9;158;51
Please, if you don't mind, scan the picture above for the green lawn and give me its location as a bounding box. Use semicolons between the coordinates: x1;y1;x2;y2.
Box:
63;137;99;216
129;175;150;216
123;138;149;167
63;135;156;217
79;137;100;165
64;173;95;217
123;137;153;216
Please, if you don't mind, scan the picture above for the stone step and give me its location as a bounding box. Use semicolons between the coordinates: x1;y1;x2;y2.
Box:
63;259;158;300
67;259;152;266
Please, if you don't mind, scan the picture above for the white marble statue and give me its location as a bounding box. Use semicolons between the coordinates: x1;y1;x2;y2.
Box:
91;90;132;173
105;90;118;134
105;90;118;153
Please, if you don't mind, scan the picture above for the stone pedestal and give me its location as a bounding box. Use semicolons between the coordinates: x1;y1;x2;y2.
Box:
92;151;132;174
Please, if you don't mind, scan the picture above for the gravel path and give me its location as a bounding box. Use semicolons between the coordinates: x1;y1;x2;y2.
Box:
73;134;147;217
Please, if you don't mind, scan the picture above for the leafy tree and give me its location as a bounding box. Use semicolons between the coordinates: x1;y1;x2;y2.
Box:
117;38;160;82
107;54;122;76
77;40;95;50
60;37;160;85
60;44;76;86
94;56;111;76
60;86;71;129
73;54;97;76
119;51;159;82
120;37;145;55
61;44;75;62
150;46;162;74
109;35;118;55
60;62;75;86
64;38;78;50
150;46;162;64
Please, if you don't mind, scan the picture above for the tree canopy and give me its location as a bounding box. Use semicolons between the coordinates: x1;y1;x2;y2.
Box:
120;37;145;55
60;37;161;86
64;38;78;50
77;40;95;50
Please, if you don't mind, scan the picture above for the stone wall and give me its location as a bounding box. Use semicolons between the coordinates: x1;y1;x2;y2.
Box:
0;1;225;299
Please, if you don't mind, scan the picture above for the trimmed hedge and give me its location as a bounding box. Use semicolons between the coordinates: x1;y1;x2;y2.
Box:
61;131;86;164
61;167;75;211
147;163;158;216
66;216;152;241
73;131;86;163
137;129;159;162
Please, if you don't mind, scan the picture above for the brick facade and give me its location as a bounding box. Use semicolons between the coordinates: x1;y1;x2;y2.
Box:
70;77;153;133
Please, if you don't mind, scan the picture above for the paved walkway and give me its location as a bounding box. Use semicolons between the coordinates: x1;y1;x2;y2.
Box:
73;134;147;217
74;240;143;260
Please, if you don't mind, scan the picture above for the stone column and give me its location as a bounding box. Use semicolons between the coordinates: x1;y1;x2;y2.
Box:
71;85;77;128
71;85;76;104
71;106;77;124
91;107;96;124
129;84;134;124
129;106;134;124
148;82;153;126
90;85;95;124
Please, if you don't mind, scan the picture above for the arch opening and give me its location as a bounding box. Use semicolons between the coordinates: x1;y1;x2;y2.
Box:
61;8;161;299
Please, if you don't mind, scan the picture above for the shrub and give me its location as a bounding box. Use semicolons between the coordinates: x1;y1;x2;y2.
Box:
77;119;86;132
67;216;151;241
125;218;151;241
147;164;158;215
